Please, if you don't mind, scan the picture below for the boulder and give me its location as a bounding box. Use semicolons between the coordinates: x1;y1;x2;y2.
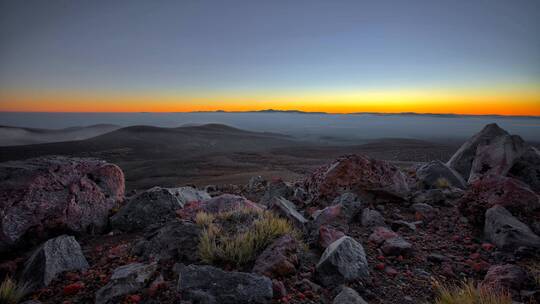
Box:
509;146;540;193
311;204;350;233
484;205;540;251
315;236;369;287
368;227;412;256
458;175;540;226
416;160;467;189
469;134;525;182
252;234;300;278
177;264;273;304
447;123;509;180
132;220;201;262
261;179;293;205
0;156;124;252
361;208;386;228
481;264;528;291
202;194;263;214
332;192;364;218
304;154;409;205
21;235;89;289
333;286;368;304
95;262;157;304
269;197;308;228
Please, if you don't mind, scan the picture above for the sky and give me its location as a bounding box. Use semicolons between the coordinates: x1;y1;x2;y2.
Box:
0;0;539;114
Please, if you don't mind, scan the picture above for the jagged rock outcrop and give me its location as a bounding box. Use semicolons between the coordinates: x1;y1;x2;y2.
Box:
21;235;89;289
95;262;157;304
484;205;540;251
509;146;540;193
111;186;209;231
304;154;409;205
0;156;124;252
315;236;369;286
177;264;273;304
132;220;201;262
416;160;467;189
333;286;368;304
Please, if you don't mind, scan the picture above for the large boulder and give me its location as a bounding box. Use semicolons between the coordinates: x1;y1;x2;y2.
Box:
132;220;201;262
333;286;368;304
458;175;540;226
304;154;409;205
484;205;540;251
252;234;301;278
95;262;157;304
447;123;509;180
0;156;124;252
481;264;528;291
21;235;89;289
315;236;370;287
111;186;209;231
469;134;525;182
416;160;467;190
509;146;540;193
177;264;273;304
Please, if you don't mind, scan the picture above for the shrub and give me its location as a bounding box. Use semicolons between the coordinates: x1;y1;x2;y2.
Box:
0;277;29;304
435;177;450;189
526;261;540;286
432;280;512;304
197;207;299;267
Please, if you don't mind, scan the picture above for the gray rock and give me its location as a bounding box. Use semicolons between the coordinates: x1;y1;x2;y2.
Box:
447;123;509;180
111;186;209;231
482;264;528;291
177;264;273;304
248;176;267;191
411;203;436;220
469;134;525;183
509;146;540;193
484;205;540;251
95;262;157;304
361;208;386;228
416;160;467;189
316;236;369;287
261;180;293;205
269;196;308;227
380;236;413;256
391;220;420;232
133;220;201;262
333;192;364;219
21;235;89;289
333;286;368;304
411;189;446;206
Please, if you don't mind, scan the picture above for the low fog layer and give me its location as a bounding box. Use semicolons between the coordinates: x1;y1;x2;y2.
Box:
1;112;539;145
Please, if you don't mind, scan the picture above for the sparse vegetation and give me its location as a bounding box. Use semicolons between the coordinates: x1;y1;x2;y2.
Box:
0;277;29;304
432;280;512;304
435;177;451;189
197;207;299;267
526;261;540;286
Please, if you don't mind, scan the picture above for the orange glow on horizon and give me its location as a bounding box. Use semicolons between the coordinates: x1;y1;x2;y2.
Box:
1;88;539;116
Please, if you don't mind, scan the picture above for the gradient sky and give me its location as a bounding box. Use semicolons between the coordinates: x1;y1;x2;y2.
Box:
0;0;539;114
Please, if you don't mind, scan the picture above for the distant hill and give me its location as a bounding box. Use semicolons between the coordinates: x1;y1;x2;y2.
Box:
0;124;120;146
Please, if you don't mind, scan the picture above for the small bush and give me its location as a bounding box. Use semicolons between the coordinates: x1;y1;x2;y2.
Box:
0;277;29;304
435;177;450;189
433;280;512;304
197;208;299;267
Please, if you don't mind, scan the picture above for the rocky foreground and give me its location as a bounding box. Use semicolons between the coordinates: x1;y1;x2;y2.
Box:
0;123;539;304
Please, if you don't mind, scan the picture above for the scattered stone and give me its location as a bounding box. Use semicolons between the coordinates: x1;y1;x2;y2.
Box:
261;179;293;205
416;160;467;189
202;194;263;214
111;186;209;231
315;236;369;286
411;189;446;206
427;253;450;263
0;156;124;252
311;204;349;232
368;227;399;245
252;234;300;278
318;225;346;249
411;203;436;220
361;208;386;228
481;264;528;291
248;176;267;192
484;205;540;251
133;220;201;262
176;264;273;304
305;154;409;205
369;227;412;256
333;286;368;304
95;262;157;304
21;235;89;289
391;220;419;232
332;192;364;218
269;196;308;228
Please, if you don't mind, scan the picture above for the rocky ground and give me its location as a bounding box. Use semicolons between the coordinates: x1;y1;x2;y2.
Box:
0;123;539;304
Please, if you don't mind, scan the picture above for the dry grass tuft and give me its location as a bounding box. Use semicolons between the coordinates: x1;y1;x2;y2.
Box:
435;177;451;189
432;279;512;304
526;261;540;286
0;276;29;304
197;207;299;267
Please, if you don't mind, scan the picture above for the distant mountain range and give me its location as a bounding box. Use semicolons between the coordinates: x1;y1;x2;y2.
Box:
0;124;120;146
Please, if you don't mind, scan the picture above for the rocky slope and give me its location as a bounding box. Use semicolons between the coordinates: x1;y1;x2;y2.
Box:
0;123;539;304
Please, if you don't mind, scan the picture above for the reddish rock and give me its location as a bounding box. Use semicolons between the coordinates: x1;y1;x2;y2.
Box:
252;235;300;278
369;227;412;256
481;243;495;251
272;280;287;298
457;175;540;226
0;156;124;252
318;225;345;249
368;227;399;245
304;154;409;204
202;194;263;214
482;264;528;291
63;282;85;295
312;204;349;232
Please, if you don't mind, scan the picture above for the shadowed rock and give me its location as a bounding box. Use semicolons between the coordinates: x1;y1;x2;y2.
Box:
202;193;263;214
333;286;368;304
416;160;466;189
252;234;300;278
481;264;528;291
269;196;308;228
21;235;89;290
361;208;386;228
95;262;157;304
509;146;540;193
0;156;124;253
484;205;540;251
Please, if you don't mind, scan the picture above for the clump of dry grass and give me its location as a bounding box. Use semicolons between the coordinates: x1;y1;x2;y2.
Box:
0;276;29;304
197;207;299;267
435;177;451;189
526;261;540;286
432;279;512;304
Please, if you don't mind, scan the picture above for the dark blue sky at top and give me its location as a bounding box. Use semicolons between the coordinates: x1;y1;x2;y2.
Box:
0;0;539;94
